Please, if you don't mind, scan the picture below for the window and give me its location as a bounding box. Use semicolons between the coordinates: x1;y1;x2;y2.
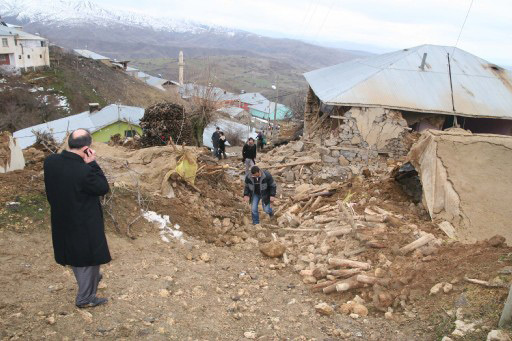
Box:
40;41;44;47
1;38;7;47
14;39;17;46
18;55;21;59
40;54;42;58
27;55;30;59
124;130;137;138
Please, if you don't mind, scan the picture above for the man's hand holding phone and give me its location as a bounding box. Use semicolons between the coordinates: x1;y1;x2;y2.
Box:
83;147;96;163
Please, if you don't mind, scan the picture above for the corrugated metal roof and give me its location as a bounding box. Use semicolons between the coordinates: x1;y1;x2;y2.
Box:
180;83;239;101
0;25;46;40
74;49;111;61
249;101;291;115
13;104;144;149
238;92;268;105
304;44;512;120
217;106;246;118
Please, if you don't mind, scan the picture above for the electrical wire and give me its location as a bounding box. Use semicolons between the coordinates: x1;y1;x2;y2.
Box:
452;0;475;57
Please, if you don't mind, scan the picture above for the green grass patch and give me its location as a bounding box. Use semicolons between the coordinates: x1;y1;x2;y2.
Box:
0;193;50;231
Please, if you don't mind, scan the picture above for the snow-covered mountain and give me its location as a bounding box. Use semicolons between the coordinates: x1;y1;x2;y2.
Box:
0;0;364;69
0;0;235;35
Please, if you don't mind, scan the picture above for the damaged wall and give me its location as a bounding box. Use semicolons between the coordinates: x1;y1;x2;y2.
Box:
0;132;25;173
408;129;512;243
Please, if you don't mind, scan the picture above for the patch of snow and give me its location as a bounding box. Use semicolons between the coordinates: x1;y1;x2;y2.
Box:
142;210;185;243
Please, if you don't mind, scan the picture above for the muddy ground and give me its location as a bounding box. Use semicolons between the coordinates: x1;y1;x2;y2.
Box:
1;148;511;340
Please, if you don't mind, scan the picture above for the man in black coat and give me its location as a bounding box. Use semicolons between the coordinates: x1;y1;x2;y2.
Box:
44;129;111;308
211;126;220;157
242;137;257;176
243;166;277;225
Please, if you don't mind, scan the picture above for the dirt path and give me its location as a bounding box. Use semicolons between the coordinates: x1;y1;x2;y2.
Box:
0;228;426;341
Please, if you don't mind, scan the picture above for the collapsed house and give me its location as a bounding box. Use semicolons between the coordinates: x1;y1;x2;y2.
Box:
303;44;512;161
303;44;512;243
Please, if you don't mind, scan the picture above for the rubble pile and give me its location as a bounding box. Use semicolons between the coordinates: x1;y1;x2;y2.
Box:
140;102;195;147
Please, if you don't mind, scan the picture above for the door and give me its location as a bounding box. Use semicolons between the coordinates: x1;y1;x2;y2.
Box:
0;54;10;65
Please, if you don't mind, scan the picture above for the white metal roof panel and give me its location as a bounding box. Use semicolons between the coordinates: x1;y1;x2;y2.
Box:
74;49;111;61
304;44;512;119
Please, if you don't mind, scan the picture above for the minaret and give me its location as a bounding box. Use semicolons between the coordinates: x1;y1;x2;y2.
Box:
178;51;184;86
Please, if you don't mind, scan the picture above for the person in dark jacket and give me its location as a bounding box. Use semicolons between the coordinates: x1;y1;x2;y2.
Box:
242;138;257;176
211;127;221;157
44;129;111;308
256;131;264;151
217;132;227;160
243;166;277;225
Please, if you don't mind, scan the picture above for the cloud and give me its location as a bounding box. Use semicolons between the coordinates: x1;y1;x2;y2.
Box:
104;0;511;64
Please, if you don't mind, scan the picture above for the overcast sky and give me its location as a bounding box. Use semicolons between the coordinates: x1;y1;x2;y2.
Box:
105;0;511;65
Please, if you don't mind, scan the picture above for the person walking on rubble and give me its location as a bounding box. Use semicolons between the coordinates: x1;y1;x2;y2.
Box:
217;132;227;160
211;127;221;157
243;166;277;225
44;129;111;308
242;137;257;176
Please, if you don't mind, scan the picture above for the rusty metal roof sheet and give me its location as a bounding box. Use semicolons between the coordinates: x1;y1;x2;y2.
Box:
304;44;512;120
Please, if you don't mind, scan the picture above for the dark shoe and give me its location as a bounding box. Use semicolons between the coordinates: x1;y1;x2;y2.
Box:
76;297;108;309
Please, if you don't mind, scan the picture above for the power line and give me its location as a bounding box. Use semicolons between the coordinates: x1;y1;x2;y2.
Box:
312;0;336;43
452;0;475;56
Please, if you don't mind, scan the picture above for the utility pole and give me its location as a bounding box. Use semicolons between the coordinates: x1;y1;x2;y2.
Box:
272;75;279;143
178;51;184;86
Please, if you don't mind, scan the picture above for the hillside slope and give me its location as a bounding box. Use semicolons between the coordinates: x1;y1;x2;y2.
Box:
0;46;172;132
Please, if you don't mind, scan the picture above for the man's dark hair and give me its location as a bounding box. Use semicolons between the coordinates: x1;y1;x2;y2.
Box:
216;127;220;130
219;132;224;136
68;129;92;149
248;137;254;142
251;166;260;175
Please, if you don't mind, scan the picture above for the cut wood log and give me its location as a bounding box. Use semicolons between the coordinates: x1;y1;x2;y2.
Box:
356;274;379;285
300;269;314;277
310;196;323;210
339;201;356;229
311;280;337;292
355;221;388;229
366;240;387;248
282;228;323;232
400;233;435;255
336;276;363;292
313;215;339;224
463;277;507;288
385;215;403;228
328;258;371;270
328;268;361;278
365;214;387;223
326;228;352;237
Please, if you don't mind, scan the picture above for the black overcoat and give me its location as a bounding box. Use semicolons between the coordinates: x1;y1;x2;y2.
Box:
44;151;111;267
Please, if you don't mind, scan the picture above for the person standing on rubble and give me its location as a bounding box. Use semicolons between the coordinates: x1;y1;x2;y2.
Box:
244;166;277;225
44;129;111;309
242;137;257;176
256;131;264;151
211;127;221;157
217;132;227;160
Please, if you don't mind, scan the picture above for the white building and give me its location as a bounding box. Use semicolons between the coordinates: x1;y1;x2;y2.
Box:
0;23;50;70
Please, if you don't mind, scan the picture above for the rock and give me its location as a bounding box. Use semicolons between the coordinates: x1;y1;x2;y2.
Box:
352;304;368;317
489;235;506;247
349;313;360;319
222;218;232;227
443;283;453;293
384;311;393;320
351;136;362;145
302;276;317;284
244;331;257;339
338;155;350;166
285;171;295;182
259;241;286;258
199;253;211;262
159;289;170;297
322;154;338;164
46;315;56;325
292;141;305;152
374;268;385;278
441;337;453;341
213;218;221;227
430;282;444;295
487;330;511;341
315;302;334;316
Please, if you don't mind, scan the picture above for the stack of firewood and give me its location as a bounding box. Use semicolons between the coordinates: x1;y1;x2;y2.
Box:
140;102;194;147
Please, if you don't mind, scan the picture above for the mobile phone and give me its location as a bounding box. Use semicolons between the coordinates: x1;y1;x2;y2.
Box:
84;148;90;157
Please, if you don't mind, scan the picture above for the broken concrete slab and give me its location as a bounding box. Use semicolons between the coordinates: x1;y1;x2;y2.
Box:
0;132;25;173
408;130;512;243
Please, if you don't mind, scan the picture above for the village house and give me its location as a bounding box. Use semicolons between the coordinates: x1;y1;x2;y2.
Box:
13;104;144;149
74;49;112;66
249;100;292;121
237;92;268;111
0;22;50;70
303;44;512;160
179;83;239;106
